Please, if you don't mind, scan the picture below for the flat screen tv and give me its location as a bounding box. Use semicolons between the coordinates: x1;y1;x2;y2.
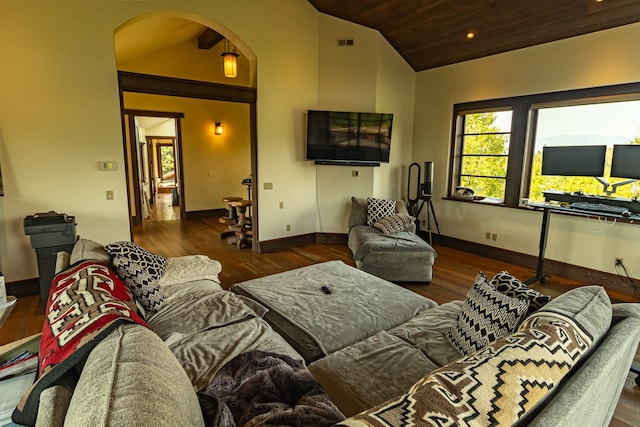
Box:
610;144;640;179
306;110;393;165
541;145;606;176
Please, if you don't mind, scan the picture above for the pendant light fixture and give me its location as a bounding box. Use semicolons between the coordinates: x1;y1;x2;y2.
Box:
221;39;239;78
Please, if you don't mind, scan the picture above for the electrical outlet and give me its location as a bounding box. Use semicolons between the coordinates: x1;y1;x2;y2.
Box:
352;170;359;177
615;257;623;266
491;233;497;241
421;219;426;226
279;201;284;209
485;232;491;240
286;224;291;231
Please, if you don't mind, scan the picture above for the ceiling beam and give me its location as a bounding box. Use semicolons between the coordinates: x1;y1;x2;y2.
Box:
197;28;224;50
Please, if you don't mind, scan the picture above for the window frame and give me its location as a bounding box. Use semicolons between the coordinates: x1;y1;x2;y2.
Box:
448;82;640;207
451;106;515;201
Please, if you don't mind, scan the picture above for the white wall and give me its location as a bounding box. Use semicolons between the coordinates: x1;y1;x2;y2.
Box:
413;22;640;277
0;0;414;281
313;14;416;233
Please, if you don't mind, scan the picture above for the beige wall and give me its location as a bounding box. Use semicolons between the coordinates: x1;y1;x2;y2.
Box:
0;0;413;281
413;22;640;277
124;93;251;213
314;15;416;233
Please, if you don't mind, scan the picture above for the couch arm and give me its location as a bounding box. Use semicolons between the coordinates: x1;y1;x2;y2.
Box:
63;324;205;427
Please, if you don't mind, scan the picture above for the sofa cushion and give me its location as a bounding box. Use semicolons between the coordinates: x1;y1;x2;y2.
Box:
64;323;205;427
519;285;611;344
70;238;111;265
491;270;552;314
366;197;396;226
349;225;434;259
106;241;166;314
309;331;439;417
348;197;413;229
159;255;222;288
373;213;415;234
447;273;530;355
340;302;597;427
168;317;303;391
388;300;463;367
147;288;264;342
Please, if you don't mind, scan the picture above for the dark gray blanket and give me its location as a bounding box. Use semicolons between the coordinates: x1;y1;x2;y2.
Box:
198;350;344;427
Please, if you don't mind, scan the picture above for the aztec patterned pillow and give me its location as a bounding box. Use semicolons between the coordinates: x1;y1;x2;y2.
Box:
373;213;415;234
446;273;530;355
105;241;166;314
491;270;552;314
367;198;396;226
340;309;594;427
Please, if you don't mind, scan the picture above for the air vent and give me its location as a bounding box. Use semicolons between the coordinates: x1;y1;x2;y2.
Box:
337;38;355;47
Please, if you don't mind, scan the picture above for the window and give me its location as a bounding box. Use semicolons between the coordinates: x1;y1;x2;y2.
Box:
455;110;512;199
157;142;176;181
528;100;640;201
448;82;640;207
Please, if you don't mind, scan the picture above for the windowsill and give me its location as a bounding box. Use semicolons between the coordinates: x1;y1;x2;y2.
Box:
443;196;506;206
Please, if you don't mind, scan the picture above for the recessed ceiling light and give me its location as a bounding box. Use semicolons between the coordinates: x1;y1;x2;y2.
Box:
466;31;475;39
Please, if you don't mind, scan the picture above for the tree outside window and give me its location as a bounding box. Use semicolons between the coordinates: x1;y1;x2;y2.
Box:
457;111;512;199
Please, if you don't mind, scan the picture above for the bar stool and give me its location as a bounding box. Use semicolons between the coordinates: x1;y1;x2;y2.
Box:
220;196;242;239
227;199;252;249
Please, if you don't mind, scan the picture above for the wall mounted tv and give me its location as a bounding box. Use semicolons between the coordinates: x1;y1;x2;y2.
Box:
541;145;606;176
306;110;393;165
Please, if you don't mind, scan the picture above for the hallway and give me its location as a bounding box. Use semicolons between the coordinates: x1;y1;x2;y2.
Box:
147;192;179;222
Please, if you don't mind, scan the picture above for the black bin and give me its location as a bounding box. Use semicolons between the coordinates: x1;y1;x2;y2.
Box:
24;211;77;308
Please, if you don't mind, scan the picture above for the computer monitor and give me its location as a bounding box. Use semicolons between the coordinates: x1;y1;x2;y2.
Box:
541;145;606;176
611;144;640;179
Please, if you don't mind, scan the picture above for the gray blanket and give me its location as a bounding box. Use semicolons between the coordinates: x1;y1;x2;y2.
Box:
198;350;345;427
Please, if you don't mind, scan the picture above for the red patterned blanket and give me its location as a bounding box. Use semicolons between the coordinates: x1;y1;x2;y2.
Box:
12;260;147;426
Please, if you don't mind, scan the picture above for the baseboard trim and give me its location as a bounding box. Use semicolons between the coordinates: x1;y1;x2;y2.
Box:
259;233;317;253
258;232;347;253
184;209;226;220
7;278;39;297
434;233;639;301
315;233;348;245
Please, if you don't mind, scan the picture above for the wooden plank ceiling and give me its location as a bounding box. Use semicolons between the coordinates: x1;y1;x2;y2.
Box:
308;0;640;71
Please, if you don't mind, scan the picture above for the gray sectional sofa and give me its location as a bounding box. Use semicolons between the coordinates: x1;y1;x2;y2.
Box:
10;239;640;427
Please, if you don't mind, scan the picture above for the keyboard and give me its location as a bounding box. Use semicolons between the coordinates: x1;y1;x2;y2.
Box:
568;201;632;217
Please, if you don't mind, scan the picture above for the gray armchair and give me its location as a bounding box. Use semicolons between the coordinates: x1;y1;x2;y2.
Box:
347;197;436;282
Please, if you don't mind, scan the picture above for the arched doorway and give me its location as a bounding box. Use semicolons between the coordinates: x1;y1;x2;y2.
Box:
114;13;259;250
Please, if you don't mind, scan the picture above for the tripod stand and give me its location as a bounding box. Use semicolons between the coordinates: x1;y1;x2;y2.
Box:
407;162;442;245
408;196;441;245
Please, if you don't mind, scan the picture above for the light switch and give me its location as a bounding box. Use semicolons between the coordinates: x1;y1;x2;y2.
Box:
100;161;117;171
106;190;114;200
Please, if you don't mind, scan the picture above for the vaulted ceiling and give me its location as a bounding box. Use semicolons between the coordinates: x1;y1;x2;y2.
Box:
308;0;640;71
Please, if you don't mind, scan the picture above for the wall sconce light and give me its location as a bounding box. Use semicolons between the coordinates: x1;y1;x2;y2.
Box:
221;39;239;78
215;122;224;135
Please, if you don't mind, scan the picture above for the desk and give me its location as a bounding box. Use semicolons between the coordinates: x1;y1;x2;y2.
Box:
524;202;640;285
526;202;640;386
543;190;640;213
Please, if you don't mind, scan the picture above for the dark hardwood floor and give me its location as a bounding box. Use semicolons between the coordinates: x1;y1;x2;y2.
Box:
1;216;638;425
